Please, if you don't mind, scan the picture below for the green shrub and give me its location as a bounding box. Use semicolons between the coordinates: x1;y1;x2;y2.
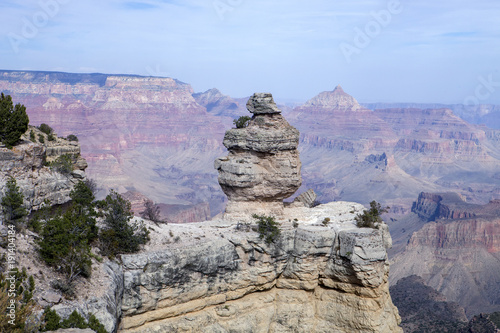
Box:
61;310;87;329
0;93;29;149
490;312;500;329
252;214;281;244
322;217;330;226
38;134;45;143
37;207;94;288
50;154;73;175
355;201;389;228
38;123;53;135
70;180;95;211
29;130;36;142
67;134;78;141
27;199;51;234
41;308;61;331
50;280;75;298
41;309;106;333
233;116;251;129
98;190;150;257
1;177;27;230
47;133;56;141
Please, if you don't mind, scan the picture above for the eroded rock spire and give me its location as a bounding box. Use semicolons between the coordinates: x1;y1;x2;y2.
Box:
215;93;301;216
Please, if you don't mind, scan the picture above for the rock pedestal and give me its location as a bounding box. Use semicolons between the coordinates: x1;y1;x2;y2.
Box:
215;93;301;216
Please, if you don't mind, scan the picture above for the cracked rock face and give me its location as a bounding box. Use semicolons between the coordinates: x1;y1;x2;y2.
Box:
215;93;301;215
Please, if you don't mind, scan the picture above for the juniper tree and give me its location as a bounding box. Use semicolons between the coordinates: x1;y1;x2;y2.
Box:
1;177;27;229
0;93;29;148
98;190;149;257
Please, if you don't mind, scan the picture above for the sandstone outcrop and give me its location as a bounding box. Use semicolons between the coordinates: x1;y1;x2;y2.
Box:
116;94;402;332
119;202;402;333
0;126;87;218
215;93;301;216
411;192;478;221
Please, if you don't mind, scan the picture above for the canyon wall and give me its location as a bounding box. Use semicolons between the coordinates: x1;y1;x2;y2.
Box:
0;70;228;221
390;193;500;317
3;71;500;219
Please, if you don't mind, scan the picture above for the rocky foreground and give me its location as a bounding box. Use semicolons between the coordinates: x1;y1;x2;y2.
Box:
117;202;400;333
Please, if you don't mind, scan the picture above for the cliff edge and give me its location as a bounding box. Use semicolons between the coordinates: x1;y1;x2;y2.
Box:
117;93;402;332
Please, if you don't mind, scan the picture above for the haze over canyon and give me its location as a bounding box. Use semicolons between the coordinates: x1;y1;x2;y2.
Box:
1;69;500;329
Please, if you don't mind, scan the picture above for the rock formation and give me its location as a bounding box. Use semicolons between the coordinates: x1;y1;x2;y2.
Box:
0;126;87;218
7;92;403;332
390;275;468;332
116;93;402;332
119;218;402;332
215;93;301;216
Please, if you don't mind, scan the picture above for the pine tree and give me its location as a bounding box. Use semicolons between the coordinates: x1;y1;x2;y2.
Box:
0;93;29;148
38;208;93;286
98;190;149;257
1;177;27;229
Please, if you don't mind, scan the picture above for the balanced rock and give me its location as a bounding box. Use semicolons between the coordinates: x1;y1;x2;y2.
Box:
215;93;301;216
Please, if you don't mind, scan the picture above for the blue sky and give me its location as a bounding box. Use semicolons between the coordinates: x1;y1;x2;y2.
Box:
1;0;500;104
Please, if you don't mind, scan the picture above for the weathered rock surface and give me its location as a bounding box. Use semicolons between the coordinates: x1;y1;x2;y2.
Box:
119;202;401;333
51;261;124;333
0;126;87;218
46;329;96;333
292;188;317;208
215;93;301;216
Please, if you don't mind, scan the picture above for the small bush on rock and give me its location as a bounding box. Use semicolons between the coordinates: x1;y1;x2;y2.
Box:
252;214;281;244
41;309;106;333
355;201;389;228
38;134;45;143
38;206;96;290
29;130;36;142
140;199;166;225
38;123;53;135
0;268;36;332
233;116;251;129
67;134;78;141
50;154;73;175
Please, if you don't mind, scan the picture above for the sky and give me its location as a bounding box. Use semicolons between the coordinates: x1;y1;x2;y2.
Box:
1;0;500;104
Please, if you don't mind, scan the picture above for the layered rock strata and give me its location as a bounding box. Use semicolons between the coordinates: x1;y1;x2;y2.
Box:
215;93;301;216
391;194;500;316
119;202;402;333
